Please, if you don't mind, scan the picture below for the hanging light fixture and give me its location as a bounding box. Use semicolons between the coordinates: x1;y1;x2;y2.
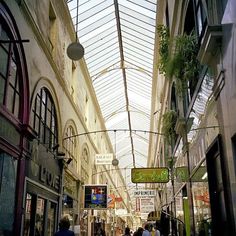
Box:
67;0;84;60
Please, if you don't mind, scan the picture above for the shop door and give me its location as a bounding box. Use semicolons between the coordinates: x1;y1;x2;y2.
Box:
23;193;57;236
206;139;227;236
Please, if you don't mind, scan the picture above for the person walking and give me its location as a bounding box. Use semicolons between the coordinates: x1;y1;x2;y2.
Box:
54;217;75;236
142;224;150;236
124;226;131;235
149;224;160;236
133;227;143;236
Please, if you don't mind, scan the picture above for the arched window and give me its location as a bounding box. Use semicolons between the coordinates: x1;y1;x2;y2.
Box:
0;5;28;122
64;125;77;171
32;87;58;149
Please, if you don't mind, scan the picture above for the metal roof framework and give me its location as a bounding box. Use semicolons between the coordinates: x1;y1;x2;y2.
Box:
66;0;158;193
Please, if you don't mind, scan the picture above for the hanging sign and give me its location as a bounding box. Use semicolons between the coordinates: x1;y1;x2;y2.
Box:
95;153;113;165
175;166;207;182
84;185;108;209
133;190;156;197
131;168;169;183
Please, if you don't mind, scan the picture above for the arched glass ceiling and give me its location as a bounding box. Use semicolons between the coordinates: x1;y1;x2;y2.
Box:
67;0;158;186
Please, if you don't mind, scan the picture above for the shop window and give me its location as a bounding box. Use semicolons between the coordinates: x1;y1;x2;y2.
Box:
35;197;46;235
0;22;21;119
32;87;58;150
23;193;57;236
0;152;17;235
64;125;77;171
47;201;56;236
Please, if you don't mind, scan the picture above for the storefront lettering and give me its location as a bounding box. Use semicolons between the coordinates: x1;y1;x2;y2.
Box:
39;166;60;191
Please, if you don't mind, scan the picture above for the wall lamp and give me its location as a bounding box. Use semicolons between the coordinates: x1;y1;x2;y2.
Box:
56;154;73;165
52;144;72;164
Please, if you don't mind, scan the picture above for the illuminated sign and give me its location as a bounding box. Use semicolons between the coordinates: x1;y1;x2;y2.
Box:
84;185;108;209
131;168;169;183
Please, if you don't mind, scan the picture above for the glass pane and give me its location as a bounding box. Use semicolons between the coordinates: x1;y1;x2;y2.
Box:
0;153;17;235
6;85;14;113
35;197;45;236
36;95;41;115
0;75;6;104
46;110;52;128
0;46;8;77
0;26;10;50
34;115;40;134
197;8;203;35
14;92;20;118
47;201;56;236
41;103;46;121
9;60;17;88
23;193;32;236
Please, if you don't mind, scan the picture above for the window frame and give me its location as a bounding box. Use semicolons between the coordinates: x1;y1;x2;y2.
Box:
32;87;58;149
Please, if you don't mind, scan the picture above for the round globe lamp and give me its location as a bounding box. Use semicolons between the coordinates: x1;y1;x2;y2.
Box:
67;42;84;61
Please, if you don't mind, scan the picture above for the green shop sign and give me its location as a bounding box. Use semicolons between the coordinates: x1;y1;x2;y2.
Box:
175;166;207;182
131;168;169;183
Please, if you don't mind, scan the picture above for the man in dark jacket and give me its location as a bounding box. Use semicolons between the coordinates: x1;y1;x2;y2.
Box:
54;217;75;236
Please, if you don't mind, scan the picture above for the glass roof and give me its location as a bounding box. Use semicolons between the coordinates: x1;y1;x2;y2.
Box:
67;0;158;190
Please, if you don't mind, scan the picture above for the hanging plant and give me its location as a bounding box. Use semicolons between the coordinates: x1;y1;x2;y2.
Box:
157;26;200;95
167;32;200;95
162;110;177;145
157;25;170;75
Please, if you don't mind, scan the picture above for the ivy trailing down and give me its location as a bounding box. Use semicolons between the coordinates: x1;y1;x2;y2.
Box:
157;24;170;75
162;110;177;145
157;25;200;95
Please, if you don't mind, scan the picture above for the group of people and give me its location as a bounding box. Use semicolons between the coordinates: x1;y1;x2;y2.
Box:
124;223;160;236
141;224;160;236
54;217;161;236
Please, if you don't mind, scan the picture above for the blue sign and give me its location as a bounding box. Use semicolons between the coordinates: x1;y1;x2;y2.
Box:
84;185;108;209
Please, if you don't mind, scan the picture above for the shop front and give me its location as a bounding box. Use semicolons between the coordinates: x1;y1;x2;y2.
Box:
23;143;63;236
0;1;32;235
62;172;80;235
175;162;212;236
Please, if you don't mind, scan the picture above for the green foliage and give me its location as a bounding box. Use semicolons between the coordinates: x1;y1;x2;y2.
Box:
162;110;177;145
157;25;170;75
167;32;200;94
157;25;200;95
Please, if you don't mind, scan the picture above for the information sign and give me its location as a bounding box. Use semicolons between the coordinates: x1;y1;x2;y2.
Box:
133;190;156;197
95;153;113;165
